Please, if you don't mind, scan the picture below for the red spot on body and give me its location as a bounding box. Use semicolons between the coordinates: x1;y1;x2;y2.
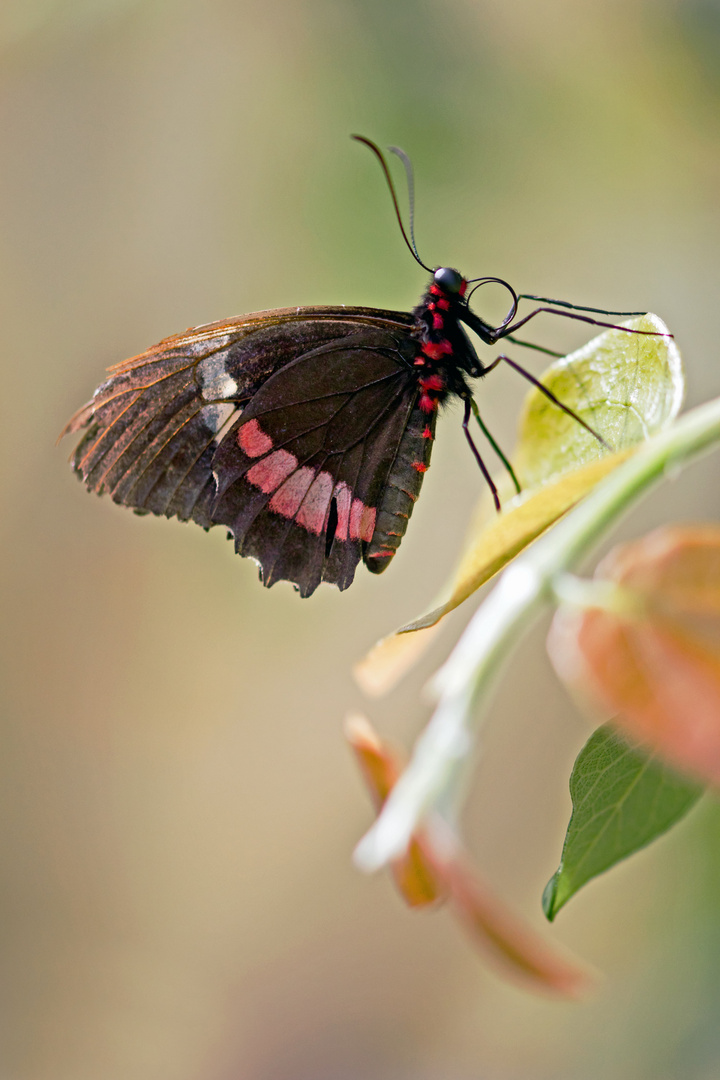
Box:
238;418;273;458
422;426;433;439
296;471;334;535
413;358;426;366
421;341;452;360
269;467;314;518
246;449;298;493
437;298;450;310
459;279;467;296
418;373;445;414
350;499;376;542
429;284;442;296
419;374;445;392
432;313;444;330
412;461;428;473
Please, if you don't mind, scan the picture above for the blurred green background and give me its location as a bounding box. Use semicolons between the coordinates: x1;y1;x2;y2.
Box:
1;1;720;1077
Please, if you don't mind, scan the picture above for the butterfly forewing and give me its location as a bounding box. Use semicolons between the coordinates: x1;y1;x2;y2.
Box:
64;306;424;594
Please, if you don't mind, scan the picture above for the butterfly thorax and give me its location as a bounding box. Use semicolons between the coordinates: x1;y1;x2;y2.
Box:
410;277;475;413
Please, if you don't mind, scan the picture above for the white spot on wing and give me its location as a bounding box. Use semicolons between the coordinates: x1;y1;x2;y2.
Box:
199;352;238;400
201;401;237;433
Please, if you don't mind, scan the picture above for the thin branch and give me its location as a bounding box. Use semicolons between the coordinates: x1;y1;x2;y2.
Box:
354;394;720;871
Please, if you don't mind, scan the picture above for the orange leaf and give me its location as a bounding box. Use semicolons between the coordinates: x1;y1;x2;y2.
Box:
436;847;594;998
345;716;447;907
549;526;720;786
353;621;443;698
595;523;720;617
347;716;593;995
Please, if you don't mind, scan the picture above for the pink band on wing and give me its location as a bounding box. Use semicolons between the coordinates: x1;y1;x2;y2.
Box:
246;450;298;494
238;418;273;458
296;471;334;535
349;498;376;542
333;482;352;541
269;467;314;518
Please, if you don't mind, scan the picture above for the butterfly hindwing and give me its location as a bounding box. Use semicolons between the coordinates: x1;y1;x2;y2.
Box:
64;307;421;594
209;330;419;596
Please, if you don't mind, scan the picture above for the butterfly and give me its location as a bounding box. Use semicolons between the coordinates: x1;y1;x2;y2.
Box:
62;137;660;597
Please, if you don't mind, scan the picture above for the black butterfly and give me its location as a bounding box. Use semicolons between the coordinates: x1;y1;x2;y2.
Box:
63;137;660;597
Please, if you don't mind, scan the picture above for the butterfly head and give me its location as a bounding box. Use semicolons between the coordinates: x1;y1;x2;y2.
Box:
433;267;466;296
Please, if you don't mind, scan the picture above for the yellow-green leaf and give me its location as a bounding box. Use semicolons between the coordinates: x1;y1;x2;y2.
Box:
513;313;684;489
357;315;684;691
400;450;635;633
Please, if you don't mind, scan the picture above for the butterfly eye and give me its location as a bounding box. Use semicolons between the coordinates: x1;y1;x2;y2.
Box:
433;267;464;294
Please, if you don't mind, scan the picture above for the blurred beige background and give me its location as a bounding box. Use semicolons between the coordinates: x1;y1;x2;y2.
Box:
1;1;720;1077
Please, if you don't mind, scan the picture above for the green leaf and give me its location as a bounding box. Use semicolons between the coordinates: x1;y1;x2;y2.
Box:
543;724;703;921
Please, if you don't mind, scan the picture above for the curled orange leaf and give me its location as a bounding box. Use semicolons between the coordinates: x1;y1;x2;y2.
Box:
345;715;447;907
347;715;594;995
548;525;720;786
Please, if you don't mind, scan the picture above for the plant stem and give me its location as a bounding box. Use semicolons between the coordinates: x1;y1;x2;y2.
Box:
354;394;720;872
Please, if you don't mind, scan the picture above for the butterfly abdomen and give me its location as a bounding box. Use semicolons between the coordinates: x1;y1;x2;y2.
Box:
363;396;439;574
363;293;460;574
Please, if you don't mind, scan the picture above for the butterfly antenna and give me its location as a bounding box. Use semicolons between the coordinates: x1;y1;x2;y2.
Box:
518;295;647;317
351;135;433;274
388;144;423;266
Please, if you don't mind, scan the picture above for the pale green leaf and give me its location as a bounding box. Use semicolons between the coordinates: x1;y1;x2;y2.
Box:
514;313;684;489
357;316;684;692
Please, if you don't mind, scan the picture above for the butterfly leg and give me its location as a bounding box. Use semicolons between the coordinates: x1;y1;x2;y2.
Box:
489;354;613;451
470;399;521;495
462;397;501;512
503;335;563;358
